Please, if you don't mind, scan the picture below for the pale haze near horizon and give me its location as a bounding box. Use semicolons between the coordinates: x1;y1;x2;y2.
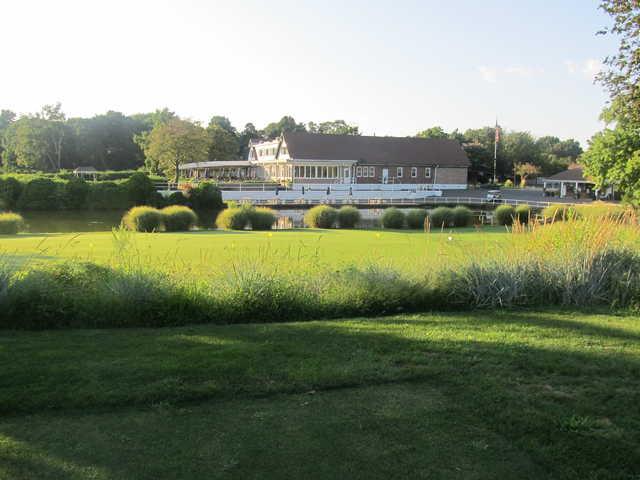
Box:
2;0;617;146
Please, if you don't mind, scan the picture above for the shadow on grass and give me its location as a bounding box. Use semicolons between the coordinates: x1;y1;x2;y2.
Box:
0;310;639;478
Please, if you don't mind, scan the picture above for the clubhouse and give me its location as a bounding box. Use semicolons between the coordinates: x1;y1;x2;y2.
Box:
180;132;470;189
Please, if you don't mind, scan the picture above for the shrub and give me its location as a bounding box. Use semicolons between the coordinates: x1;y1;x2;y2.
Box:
0;177;23;209
504;179;514;188
428;207;454;228
514;205;531;224
162;206;198;232
337;206;361;228
452;206;473;227
124;172;157;206
17;178;59;210
381;207;405;229
165;191;188;206
62;177;90;209
248;207;277;230
122;206;163;232
494;205;515;225
187;182;224;210
86;182;129;210
216;207;250;230
405;209;427;229
542;204;580;222
0;212;24;234
304;205;337;228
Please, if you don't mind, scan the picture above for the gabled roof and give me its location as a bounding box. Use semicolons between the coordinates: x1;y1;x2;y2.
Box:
545;167;593;183
282;132;470;167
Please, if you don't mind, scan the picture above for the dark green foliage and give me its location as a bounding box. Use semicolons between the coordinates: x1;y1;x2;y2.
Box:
124;173;157;206
17;178;60;210
216;207;250;230
0;177;23;209
122;206;163;232
494;205;515;226
161;206;198;232
428;207;454;228
165;191;188;206
62;177;90;209
0;212;24;234
248;207;277;230
381;207;405;229
405;209;427;229
186;182;223;210
514;205;531;224
85;182;129;210
337;206;361;228
304;205;337;228
452;206;473;227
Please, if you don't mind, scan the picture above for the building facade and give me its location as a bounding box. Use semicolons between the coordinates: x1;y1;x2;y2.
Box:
182;132;470;189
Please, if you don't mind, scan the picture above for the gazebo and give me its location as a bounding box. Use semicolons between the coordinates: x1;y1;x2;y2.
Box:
73;166;98;181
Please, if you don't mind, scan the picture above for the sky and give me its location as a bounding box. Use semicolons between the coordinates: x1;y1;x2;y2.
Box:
1;0;619;146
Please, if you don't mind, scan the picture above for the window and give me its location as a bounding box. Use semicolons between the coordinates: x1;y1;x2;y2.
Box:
356;166;362;177
411;167;417;178
369;166;375;177
425;167;431;178
397;167;403;178
362;166;368;178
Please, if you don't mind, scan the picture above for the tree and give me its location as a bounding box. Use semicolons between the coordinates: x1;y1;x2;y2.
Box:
308;120;359;135
145;119;210;182
416;126;448;139
515;163;540;187
40;103;66;170
0;110;16;168
207;124;239;161
208;116;237;135
238;123;261;159
261;116;306;139
132;108;177;173
502;131;540;179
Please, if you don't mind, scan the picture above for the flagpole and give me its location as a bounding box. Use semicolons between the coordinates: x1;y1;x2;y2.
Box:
493;118;498;184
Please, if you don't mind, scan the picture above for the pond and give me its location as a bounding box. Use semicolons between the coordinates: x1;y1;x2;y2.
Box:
15;208;487;233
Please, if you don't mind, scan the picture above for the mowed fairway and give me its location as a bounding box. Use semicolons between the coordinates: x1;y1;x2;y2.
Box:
0;227;509;270
1;310;639;479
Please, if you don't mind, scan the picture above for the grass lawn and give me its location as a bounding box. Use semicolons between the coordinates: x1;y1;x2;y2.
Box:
2;310;639;479
0;227;509;270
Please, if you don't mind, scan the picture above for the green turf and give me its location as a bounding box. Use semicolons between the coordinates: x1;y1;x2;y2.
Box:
0;227;509;269
1;310;639;479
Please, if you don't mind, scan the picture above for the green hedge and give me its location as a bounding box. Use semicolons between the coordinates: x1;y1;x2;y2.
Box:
337;206;361;228
405;209;427;229
0;212;24;234
429;207;454;228
381;208;405;229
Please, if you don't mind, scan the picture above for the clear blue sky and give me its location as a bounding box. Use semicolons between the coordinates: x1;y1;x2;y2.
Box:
2;0;617;146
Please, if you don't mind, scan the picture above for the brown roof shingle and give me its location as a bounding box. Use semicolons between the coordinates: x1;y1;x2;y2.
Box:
545;167;593;183
283;132;470;167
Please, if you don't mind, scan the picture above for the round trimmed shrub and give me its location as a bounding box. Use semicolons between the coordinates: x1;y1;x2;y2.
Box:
337;206;361;228
452;206;473;227
216;207;250;230
304;205;337;228
428;207;454;228
514;204;531;224
249;207;277;230
405;209;427;229
0;212;24;234
123;206;163;232
494;205;515;226
162;205;198;231
381;207;405;229
542;204;580;222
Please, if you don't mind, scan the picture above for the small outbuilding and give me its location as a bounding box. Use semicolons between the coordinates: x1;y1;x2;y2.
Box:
73;166;98;180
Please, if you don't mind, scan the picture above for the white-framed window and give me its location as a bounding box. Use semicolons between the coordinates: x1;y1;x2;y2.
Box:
397;167;403;178
356;166;362;177
369;166;375;177
362;166;368;178
425;167;431;178
411;167;417;178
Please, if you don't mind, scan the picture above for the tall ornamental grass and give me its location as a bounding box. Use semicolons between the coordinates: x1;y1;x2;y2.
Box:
122;206;163;232
381;208;405;229
337;206;361;228
161;206;198;232
305;205;337;228
405;209;427;229
0;213;24;235
0;214;638;329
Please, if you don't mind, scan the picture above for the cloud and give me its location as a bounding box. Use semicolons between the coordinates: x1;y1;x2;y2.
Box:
565;58;602;79
477;65;543;82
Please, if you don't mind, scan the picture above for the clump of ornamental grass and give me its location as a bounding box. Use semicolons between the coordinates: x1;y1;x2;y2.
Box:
248;207;277;230
337;206;361;228
428;207;454;229
0;212;24;235
381;207;405;229
514;205;532;224
405;209;427;229
304;205;337;228
216;205;251;230
451;206;473;227
494;205;515;226
122;206;163;232
542;204;580;222
161;205;198;232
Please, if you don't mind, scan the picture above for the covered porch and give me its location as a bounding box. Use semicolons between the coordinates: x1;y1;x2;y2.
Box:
179;161;257;181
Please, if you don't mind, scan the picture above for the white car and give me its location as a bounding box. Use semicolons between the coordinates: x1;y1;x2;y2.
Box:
486;190;502;201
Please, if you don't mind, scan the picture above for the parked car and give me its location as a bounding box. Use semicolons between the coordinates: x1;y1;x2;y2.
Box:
486;190;502;201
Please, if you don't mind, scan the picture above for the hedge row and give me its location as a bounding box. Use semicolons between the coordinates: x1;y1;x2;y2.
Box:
0;174;223;211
